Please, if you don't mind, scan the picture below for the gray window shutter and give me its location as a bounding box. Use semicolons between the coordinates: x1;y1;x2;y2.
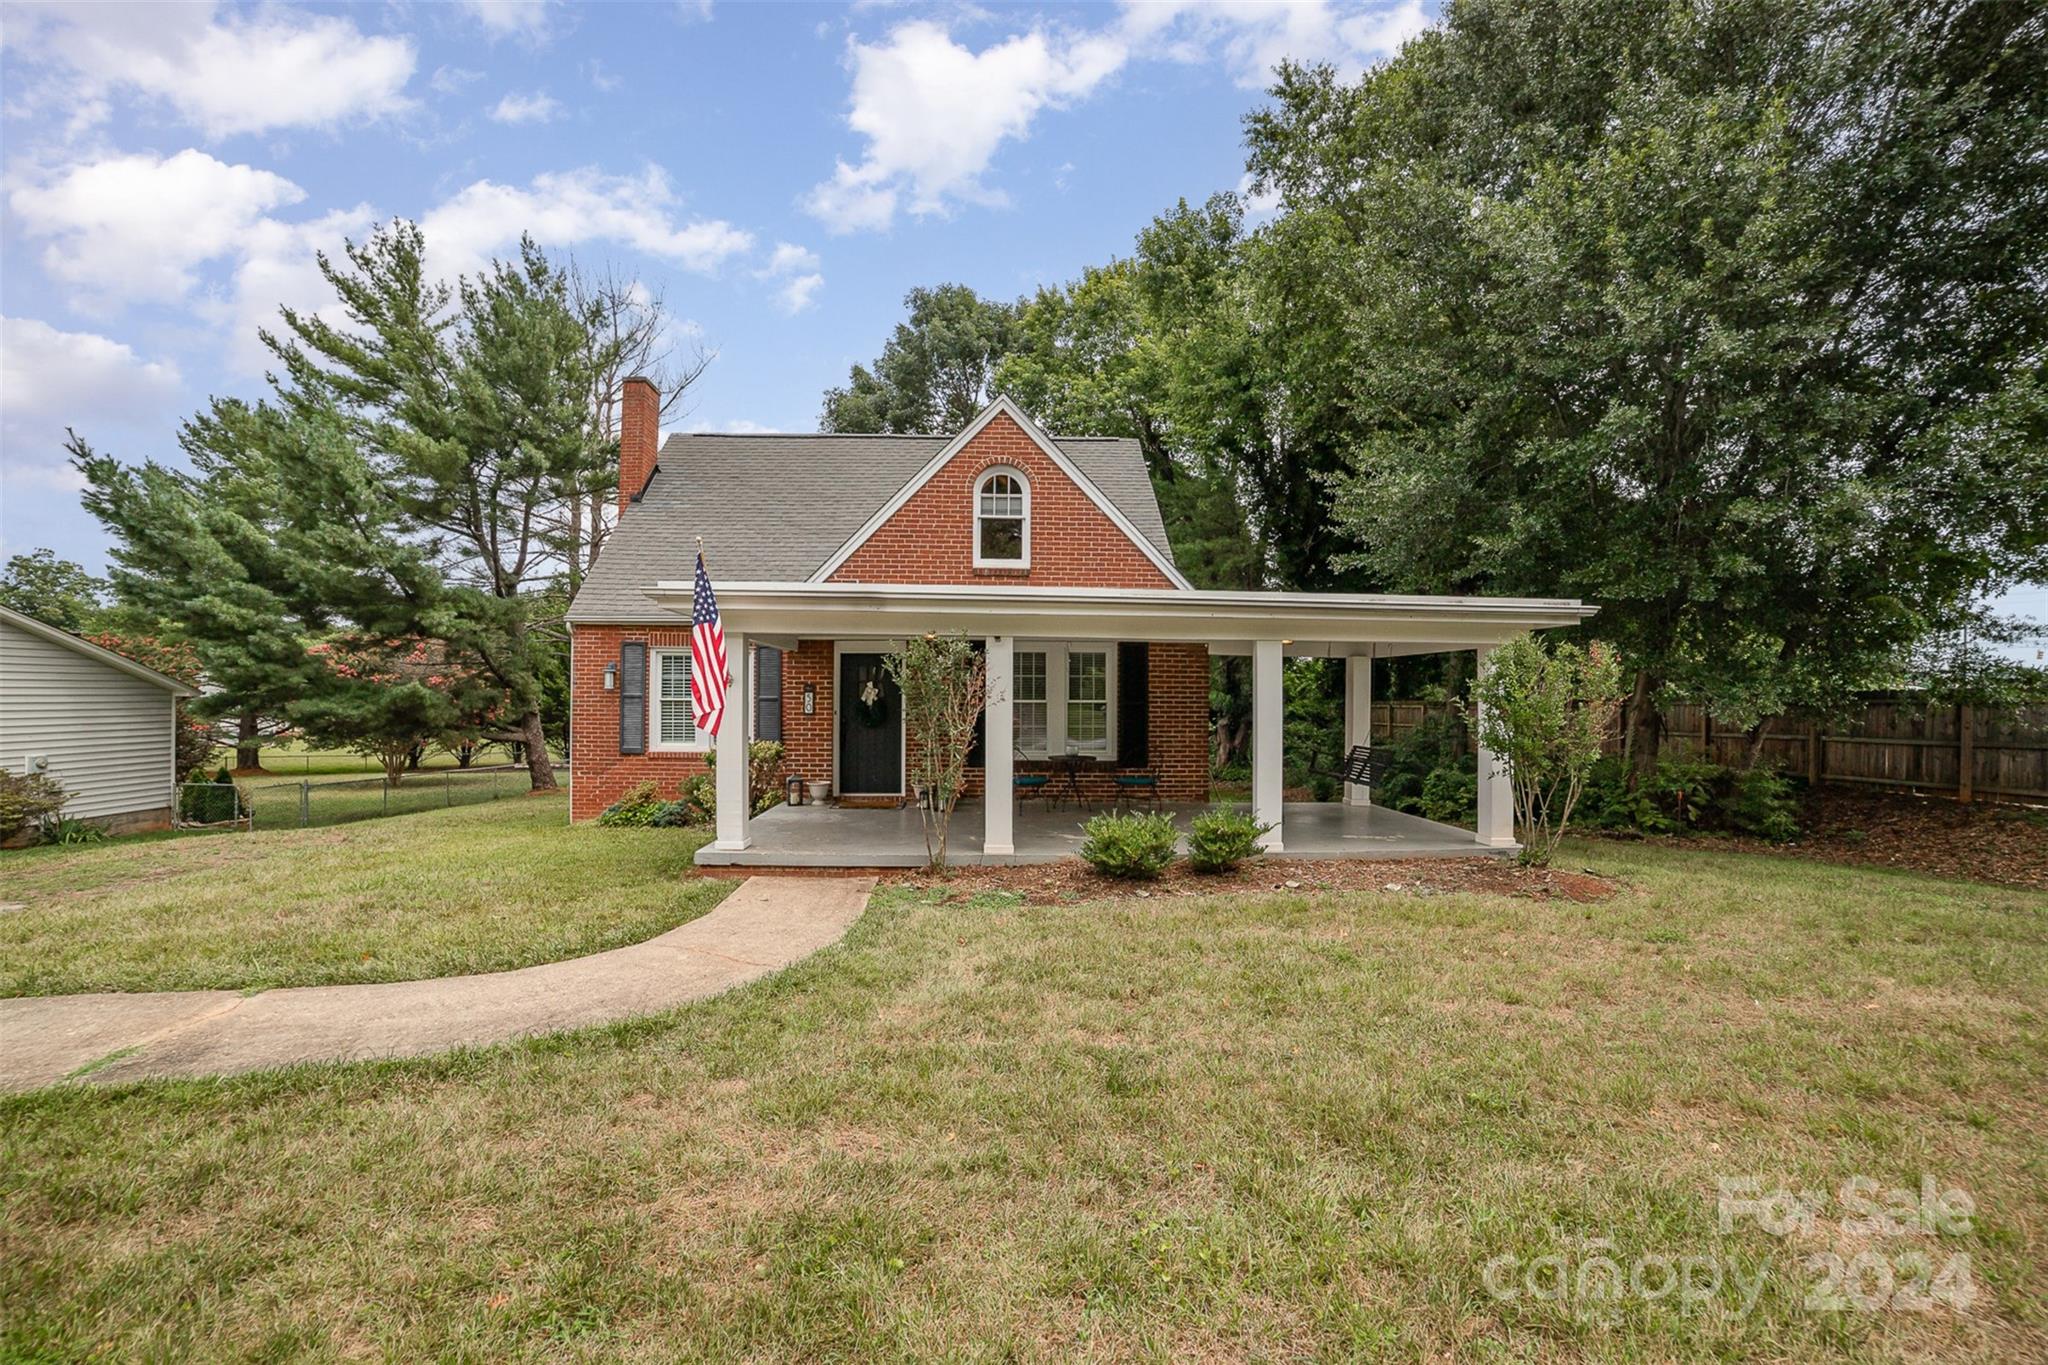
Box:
619;641;647;754
756;646;783;741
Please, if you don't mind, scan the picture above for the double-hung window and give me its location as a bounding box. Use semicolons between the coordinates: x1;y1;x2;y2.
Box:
1014;650;1048;752
651;648;701;750
1066;649;1109;749
1010;643;1113;759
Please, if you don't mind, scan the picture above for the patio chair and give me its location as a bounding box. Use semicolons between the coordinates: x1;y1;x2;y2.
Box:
1112;764;1163;813
1013;751;1053;811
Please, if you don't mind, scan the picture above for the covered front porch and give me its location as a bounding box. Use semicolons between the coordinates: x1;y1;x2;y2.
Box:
695;798;1488;868
648;581;1597;868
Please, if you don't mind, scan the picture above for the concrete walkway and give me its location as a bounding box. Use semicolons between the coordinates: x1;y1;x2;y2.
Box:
0;876;871;1092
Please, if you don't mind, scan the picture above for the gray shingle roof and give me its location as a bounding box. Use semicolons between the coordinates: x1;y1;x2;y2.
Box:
567;432;1176;623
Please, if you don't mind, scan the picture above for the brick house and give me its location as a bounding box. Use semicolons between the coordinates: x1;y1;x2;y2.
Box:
566;380;1594;864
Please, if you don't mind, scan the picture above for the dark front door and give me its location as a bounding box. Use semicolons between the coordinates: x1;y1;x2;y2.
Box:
838;652;902;795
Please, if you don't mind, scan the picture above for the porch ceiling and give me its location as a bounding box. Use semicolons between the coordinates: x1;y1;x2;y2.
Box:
642;580;1595;651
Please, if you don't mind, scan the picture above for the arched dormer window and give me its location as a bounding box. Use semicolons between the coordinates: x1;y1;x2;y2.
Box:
974;467;1029;568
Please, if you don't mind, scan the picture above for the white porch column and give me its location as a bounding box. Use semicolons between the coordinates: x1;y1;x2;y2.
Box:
1252;637;1285;851
715;631;751;850
983;635;1015;856
1343;653;1373;806
1474;644;1516;848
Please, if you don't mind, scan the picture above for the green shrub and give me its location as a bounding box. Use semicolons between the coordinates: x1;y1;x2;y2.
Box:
1577;750;1801;841
1419;765;1476;824
597;780;667;828
179;765;240;825
1080;811;1179;879
43;817;107;846
0;770;68;840
1641;752;1724;831
1723;765;1799;842
1186;808;1273;874
679;773;716;824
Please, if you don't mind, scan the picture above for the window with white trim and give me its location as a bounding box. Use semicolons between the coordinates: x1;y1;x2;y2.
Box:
974;468;1029;567
1014;650;1048;753
1010;643;1114;759
1066;649;1109;748
651;648;703;750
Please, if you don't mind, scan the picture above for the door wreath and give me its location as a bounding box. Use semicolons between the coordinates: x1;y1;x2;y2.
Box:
853;675;892;729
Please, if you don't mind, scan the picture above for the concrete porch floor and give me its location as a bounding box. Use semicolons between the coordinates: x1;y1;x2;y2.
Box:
694;799;1503;868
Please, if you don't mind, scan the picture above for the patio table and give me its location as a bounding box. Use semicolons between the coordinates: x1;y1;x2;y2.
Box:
1051;752;1100;810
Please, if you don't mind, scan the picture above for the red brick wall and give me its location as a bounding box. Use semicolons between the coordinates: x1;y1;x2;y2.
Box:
829;413;1175;589
570;624;709;821
569;633;1209;819
846;641;1209;805
781;639;834;794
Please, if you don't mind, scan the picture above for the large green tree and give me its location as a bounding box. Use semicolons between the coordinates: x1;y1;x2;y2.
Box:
822;284;1016;433
0;550;108;633
1248;0;2048;769
81;224;618;791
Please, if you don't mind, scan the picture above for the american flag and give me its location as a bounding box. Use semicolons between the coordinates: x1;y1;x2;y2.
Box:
689;551;729;738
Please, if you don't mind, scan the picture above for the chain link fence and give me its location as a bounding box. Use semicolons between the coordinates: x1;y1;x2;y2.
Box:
175;766;538;833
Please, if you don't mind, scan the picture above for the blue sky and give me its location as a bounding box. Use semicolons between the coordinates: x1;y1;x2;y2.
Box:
0;0;1430;570
0;0;2038;647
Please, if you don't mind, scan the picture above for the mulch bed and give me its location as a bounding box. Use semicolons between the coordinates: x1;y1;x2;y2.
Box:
890;856;1618;906
1602;785;2048;890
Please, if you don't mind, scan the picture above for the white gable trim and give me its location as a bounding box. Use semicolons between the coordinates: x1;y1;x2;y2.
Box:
807;395;1193;590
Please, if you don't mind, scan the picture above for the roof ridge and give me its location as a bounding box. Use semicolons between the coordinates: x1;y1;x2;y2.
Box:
666;431;1136;442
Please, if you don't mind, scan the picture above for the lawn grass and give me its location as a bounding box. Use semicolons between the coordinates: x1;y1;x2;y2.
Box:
4;841;2043;1359
0;796;727;995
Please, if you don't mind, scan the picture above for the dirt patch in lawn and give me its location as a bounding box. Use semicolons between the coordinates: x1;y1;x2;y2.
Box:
890;855;1618;905
1603;785;2048;890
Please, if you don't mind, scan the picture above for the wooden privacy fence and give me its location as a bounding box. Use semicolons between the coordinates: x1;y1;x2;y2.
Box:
1368;699;2048;802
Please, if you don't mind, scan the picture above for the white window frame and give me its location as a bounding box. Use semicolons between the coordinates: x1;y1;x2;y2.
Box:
649;647;707;752
1010;641;1115;761
973;466;1031;569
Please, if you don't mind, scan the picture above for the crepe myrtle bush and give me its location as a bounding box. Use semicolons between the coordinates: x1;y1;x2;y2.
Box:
1466;633;1624;866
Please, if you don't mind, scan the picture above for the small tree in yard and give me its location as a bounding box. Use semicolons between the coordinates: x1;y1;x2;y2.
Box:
300;637;499;787
1467;634;1623;867
885;634;988;870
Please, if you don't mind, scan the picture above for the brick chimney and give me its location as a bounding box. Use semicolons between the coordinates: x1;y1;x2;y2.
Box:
618;375;659;515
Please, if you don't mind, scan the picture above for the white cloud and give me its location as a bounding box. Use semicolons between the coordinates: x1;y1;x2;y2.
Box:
0;316;182;466
803;20;1127;232
764;242;821;275
8;150;305;307
489;91;564;124
755;242;824;314
581;58;622;93
430;65;484;96
224;205;381;375
421;167;755;283
459;1;552;39
1236;171;1282;222
774;273;825;314
713;419;783;434
809;4;1430;231
1125;0;1429;89
3;2;415;138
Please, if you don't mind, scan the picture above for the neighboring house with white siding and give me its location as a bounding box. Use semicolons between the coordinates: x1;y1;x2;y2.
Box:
0;605;194;842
